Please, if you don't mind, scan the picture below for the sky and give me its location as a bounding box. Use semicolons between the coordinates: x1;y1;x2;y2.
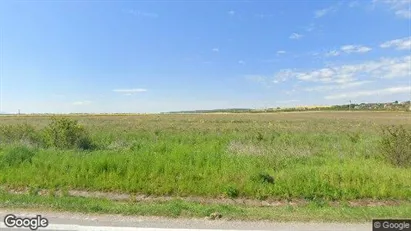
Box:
0;0;410;113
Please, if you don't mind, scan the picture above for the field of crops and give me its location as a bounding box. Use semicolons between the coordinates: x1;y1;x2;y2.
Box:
0;112;410;202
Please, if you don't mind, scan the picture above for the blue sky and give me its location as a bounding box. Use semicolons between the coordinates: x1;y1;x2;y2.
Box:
0;0;410;113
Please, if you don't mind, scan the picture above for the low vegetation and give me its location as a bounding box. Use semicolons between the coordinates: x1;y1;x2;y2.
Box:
1;190;410;222
0;112;410;219
380;125;411;167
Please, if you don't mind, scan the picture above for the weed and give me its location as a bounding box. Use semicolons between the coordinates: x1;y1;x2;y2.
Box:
1;146;36;167
380;125;411;167
256;132;264;142
252;172;275;184
0;123;41;146
256;189;268;200
224;186;239;198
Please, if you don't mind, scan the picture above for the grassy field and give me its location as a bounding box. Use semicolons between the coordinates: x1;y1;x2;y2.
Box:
0;111;410;220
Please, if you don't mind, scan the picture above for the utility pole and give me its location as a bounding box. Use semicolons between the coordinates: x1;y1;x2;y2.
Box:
18;109;20;115
349;100;352;111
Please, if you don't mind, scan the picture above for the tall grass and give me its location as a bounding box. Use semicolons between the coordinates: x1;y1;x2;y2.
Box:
0;113;410;201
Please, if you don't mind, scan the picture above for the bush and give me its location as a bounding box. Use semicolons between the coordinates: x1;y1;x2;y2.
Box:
0;123;41;145
224;185;239;198
42;117;94;150
252;172;275;184
380;125;411;167
1;146;36;167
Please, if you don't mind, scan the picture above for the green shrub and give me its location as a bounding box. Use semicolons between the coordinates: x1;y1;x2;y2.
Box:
42;117;94;150
256;132;264;142
224;185;239;198
380;125;411;167
252;172;275;184
1;146;36;167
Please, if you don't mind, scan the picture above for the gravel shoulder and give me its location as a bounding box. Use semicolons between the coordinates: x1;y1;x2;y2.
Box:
0;209;371;231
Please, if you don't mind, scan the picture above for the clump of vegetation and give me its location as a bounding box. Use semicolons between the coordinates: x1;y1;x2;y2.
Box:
256;132;264;142
380;125;411;167
224;186;239;198
0;123;41;146
42;117;94;150
253;172;275;184
1;146;36;167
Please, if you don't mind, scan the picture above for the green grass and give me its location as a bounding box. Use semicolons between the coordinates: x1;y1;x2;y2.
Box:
1;191;410;222
0;112;410;201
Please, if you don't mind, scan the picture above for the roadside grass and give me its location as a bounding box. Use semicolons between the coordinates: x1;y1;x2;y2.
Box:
0;112;410;202
1;191;410;222
0;147;410;200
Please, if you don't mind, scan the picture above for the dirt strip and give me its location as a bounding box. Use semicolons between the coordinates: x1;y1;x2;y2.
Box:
2;187;408;207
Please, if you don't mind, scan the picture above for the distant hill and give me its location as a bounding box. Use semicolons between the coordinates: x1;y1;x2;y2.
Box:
163;101;411;114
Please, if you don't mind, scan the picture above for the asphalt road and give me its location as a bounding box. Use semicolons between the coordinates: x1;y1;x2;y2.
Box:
0;210;370;231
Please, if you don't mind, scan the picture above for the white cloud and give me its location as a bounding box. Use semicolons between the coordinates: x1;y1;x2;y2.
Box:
314;6;337;18
340;45;372;53
396;9;411;17
305;81;373;92
238;60;245;65
324;45;371;57
325;50;341;57
380;36;411;50
289;33;303;40
73;101;92;106
325;86;411;99
212;48;220;52
113;88;147;94
274;69;297;82
305;23;316;32
374;0;411;18
276;50;286;55
228;10;235;15
273;55;411;83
